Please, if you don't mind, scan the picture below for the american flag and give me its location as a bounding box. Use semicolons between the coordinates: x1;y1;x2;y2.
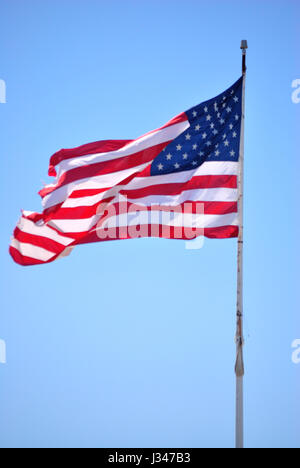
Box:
10;77;243;266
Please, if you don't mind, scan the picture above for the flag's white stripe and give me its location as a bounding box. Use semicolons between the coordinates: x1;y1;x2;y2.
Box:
56;121;190;178
124;187;238;206
18;216;74;246
10;238;57;262
43;162;150;210
49;215;100;233
98;212;238;229
130;161;238;187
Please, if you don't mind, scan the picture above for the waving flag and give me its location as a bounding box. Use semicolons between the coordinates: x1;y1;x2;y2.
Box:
10;77;243;266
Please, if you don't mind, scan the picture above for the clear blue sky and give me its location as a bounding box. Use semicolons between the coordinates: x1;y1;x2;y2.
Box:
0;0;299;448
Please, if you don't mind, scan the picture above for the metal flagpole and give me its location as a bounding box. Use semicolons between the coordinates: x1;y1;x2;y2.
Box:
235;39;247;449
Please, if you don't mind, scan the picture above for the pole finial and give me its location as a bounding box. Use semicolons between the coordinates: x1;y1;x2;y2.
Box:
240;40;247;74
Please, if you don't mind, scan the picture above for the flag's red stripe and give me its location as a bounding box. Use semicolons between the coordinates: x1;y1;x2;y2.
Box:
13;227;66;255
76;224;238;244
49;200;238;221
120;175;237;198
205;225;238;238
68;188;109;198
48;140;133;176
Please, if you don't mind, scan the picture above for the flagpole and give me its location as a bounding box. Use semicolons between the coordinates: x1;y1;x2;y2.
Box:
235;39;247;449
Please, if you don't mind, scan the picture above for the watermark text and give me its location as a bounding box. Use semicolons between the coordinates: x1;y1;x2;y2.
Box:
291;79;300;104
0;79;6;103
292;339;300;364
95;195;205;250
0;339;6;364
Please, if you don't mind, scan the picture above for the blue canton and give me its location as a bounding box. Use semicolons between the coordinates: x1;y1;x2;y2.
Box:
151;77;243;176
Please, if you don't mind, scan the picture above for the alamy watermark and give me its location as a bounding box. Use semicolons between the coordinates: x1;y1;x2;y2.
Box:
292;339;300;365
292;339;300;364
291;79;300;104
94;194;206;250
0;79;6;103
0;339;6;364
